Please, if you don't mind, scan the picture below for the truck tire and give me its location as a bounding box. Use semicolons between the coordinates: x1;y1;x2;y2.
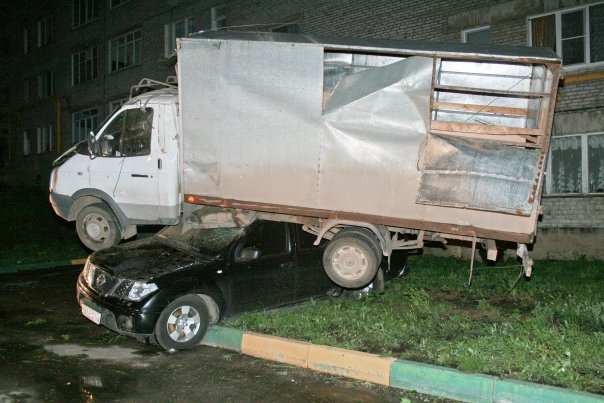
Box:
153;295;210;351
322;228;381;289
76;203;122;251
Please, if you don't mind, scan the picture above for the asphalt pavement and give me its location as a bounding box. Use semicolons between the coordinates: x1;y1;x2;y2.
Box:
0;265;443;402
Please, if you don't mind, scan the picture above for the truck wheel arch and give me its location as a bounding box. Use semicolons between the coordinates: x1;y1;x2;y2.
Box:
67;190;136;240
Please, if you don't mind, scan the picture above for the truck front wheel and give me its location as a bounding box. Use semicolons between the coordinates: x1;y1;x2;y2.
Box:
322;228;381;289
76;203;122;251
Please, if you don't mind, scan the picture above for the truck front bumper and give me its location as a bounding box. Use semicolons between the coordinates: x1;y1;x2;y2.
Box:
49;191;73;220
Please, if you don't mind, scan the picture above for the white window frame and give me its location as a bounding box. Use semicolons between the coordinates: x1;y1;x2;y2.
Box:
23;131;31;156
37;16;53;48
461;26;490;44
109;98;128;113
211;5;226;30
37;71;54;99
72;108;99;144
36;126;53;154
73;0;99;28
546;132;604;195
108;30;142;73
528;2;604;69
72;46;98;85
164;17;195;57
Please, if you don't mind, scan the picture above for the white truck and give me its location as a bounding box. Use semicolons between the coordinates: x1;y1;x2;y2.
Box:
50;31;561;288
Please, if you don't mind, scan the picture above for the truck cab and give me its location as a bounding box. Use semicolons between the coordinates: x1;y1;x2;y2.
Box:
50;80;181;250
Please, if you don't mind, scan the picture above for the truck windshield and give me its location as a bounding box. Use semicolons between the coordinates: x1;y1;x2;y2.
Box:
157;225;244;257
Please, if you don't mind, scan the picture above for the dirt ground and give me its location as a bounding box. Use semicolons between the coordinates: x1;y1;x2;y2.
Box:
0;265;448;402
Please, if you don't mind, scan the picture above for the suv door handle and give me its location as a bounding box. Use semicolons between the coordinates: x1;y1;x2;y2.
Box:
131;174;149;178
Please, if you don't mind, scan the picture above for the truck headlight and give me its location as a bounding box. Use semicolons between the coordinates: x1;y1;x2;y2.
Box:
127;281;158;301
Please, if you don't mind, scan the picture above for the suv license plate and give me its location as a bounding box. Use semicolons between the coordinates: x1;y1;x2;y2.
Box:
82;304;101;325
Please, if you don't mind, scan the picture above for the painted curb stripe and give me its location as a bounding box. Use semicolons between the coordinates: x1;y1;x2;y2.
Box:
202;325;244;352
493;378;604;403
242;332;311;367
207;326;603;402
307;344;395;386
390;359;496;402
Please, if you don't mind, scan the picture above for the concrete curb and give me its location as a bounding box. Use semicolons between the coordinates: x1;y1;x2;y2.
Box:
202;325;604;403
0;258;87;274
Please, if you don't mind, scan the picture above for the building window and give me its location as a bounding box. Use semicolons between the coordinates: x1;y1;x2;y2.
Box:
461;26;490;44
109;0;130;8
164;17;195;57
37;126;53;154
211;5;226;30
547;133;604;194
37;71;54;99
109;98;127;112
73;0;99;27
23;29;29;54
529;2;604;67
72;46;98;85
73;108;99;144
108;30;141;73
37;16;53;48
23;132;31;156
270;23;299;34
23;79;30;104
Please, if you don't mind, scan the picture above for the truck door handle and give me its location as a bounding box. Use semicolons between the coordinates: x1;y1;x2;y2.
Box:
158;158;162;170
131;174;149;178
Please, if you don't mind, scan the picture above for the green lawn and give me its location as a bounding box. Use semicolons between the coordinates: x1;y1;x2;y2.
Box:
0;186;88;267
230;255;604;394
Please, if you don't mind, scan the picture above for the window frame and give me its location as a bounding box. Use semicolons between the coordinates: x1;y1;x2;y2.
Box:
546;131;604;195
211;5;226;30
108;29;142;73
71;45;98;86
36;125;53;154
73;0;99;28
164;17;195;58
109;98;128;113
461;25;491;44
23;131;31;156
72;107;99;144
528;2;604;69
37;70;54;99
37;16;53;48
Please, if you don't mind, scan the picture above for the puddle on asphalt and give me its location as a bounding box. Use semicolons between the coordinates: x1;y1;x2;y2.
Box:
44;344;151;367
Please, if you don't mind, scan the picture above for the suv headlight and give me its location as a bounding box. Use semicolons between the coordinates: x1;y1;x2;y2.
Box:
126;281;158;301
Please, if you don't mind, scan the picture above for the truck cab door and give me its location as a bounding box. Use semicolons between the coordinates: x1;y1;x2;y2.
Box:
90;106;160;221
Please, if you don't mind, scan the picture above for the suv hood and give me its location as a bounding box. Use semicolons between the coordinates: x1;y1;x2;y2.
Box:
90;237;212;281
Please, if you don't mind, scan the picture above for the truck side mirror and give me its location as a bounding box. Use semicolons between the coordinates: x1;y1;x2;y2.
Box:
88;131;99;159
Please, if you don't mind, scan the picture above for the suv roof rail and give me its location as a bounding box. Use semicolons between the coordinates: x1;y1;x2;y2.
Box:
130;78;177;99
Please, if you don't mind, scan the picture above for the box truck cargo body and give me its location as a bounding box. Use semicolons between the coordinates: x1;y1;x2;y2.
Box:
50;31;561;287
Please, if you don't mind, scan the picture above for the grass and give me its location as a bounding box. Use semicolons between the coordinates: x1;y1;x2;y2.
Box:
0;186;88;267
230;255;604;394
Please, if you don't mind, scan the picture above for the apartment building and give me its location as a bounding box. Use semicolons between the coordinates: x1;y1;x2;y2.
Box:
0;0;602;258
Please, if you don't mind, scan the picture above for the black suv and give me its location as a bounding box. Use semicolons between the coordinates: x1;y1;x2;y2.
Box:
77;218;336;350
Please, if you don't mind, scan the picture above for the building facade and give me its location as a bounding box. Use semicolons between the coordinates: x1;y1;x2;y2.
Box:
0;0;602;258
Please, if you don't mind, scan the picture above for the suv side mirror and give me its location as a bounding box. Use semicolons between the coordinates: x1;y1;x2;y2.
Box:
239;247;262;261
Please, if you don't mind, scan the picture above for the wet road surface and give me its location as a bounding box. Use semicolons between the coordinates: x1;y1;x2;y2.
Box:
0;266;449;402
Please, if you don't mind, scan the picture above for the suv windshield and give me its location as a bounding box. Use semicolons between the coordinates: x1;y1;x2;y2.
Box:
157;224;244;257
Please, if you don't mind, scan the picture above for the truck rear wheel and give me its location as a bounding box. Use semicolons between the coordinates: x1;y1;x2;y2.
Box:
76;203;122;251
322;228;381;288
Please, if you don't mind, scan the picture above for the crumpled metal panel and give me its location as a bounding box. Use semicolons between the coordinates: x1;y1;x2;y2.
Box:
417;134;541;215
318;57;432;214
